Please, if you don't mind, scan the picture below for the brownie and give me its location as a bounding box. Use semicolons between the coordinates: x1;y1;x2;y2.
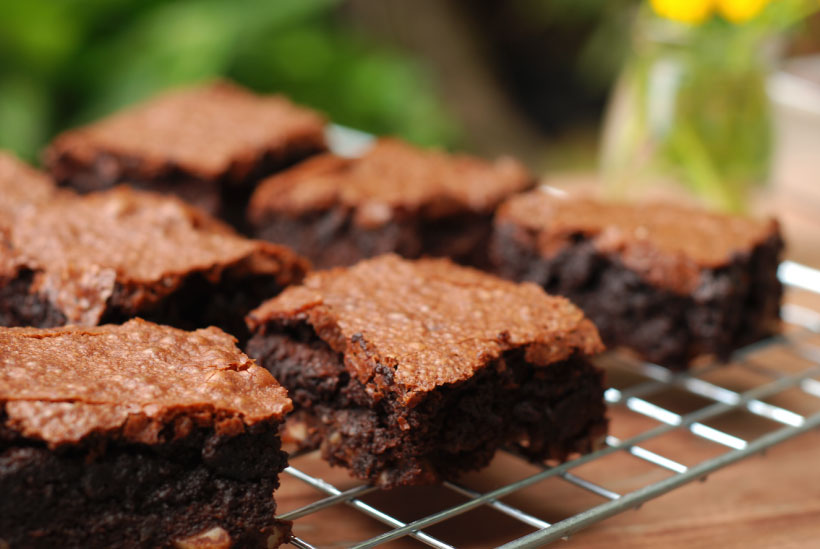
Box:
0;152;60;235
491;190;784;367
246;254;607;488
44;81;327;225
0;186;308;340
0;318;292;548
246;138;534;268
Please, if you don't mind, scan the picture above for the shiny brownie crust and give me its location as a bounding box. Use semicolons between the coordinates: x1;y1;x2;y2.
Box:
247;323;607;489
491;225;784;367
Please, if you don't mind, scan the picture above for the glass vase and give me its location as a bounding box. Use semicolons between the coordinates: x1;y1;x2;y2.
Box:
600;14;776;213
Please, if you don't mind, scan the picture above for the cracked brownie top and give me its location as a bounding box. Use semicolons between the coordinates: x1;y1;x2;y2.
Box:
0;318;292;447
248;254;602;404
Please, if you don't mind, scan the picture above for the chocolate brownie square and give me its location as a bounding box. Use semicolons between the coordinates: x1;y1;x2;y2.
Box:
0;319;292;548
0;186;308;339
246;254;606;488
491;190;783;367
247;138;534;268
45;81;327;225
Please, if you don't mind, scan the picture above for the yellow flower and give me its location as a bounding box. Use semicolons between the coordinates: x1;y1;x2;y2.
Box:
716;0;770;22
650;0;714;23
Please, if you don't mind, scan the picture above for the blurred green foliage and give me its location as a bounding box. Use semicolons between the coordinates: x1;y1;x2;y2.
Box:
0;0;460;162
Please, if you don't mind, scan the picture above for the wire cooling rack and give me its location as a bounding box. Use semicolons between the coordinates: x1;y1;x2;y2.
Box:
275;260;820;548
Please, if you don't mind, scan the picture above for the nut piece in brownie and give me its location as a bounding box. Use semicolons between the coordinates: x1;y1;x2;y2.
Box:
0;318;292;548
0;186;308;339
247;138;534;268
246;254;606;488
491;190;783;367
45;81;327;224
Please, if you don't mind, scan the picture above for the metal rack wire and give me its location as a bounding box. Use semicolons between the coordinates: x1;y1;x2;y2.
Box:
276;260;820;548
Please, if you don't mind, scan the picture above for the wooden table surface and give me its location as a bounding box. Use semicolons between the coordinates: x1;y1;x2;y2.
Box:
279;144;820;548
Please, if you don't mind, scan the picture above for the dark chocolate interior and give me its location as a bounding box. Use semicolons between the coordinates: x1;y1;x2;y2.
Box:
247;321;607;488
253;209;493;270
492;225;783;367
0;267;283;345
0;417;289;548
49;140;325;229
0;269;67;328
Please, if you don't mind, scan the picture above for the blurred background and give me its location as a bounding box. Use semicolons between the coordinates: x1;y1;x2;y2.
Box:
0;0;818;227
0;0;635;167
